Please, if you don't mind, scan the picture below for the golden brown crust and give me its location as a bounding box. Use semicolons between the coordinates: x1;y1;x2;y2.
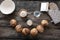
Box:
41;20;48;26
10;19;17;27
36;25;44;33
30;28;38;36
22;28;30;35
15;24;22;33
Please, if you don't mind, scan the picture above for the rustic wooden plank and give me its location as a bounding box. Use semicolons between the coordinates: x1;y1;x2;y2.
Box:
0;0;60;40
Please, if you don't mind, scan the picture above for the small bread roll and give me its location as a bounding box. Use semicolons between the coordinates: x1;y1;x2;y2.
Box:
41;20;48;26
22;28;30;35
15;24;22;33
27;20;33;26
30;28;38;36
36;25;44;33
10;19;17;27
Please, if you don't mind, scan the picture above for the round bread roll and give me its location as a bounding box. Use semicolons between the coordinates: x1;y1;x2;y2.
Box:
36;25;44;33
41;20;48;26
30;28;38;36
22;28;30;35
15;24;22;33
10;19;17;27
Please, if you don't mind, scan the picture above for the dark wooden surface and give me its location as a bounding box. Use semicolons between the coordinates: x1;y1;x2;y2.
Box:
0;0;60;40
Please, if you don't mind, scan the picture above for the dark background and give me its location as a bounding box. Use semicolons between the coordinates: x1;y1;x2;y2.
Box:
0;0;60;40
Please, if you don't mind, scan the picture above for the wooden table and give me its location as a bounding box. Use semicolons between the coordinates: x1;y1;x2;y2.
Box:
0;0;60;40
